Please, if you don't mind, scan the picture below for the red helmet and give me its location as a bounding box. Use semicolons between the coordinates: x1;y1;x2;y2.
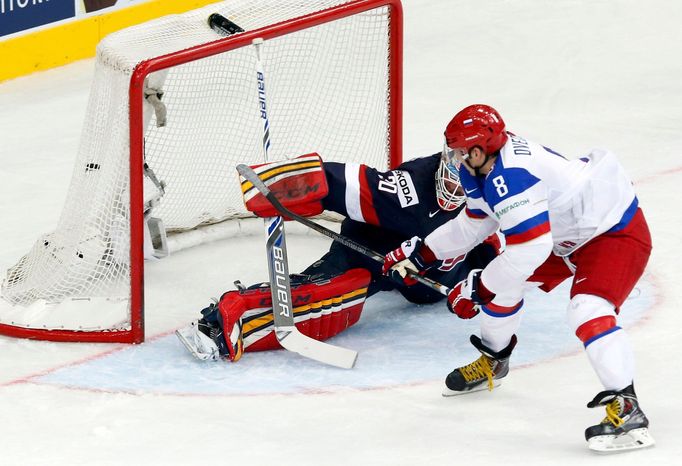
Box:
444;104;508;155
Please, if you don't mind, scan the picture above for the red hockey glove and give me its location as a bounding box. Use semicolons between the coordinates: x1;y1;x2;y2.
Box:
447;269;495;319
382;236;437;286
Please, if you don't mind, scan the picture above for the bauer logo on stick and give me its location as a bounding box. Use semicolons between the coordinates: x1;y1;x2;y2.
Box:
271;243;291;318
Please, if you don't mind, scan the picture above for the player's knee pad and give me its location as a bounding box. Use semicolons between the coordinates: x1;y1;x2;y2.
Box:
217;268;371;361
567;294;619;346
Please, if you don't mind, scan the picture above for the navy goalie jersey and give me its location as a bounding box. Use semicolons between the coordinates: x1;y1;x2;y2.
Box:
322;154;460;238
301;154;497;304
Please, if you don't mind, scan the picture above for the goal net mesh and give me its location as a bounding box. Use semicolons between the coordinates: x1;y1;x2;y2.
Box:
0;0;399;336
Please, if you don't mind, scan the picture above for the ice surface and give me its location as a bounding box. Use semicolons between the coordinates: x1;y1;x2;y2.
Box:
1;1;681;464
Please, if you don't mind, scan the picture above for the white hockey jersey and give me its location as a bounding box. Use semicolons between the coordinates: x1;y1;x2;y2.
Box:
425;133;638;304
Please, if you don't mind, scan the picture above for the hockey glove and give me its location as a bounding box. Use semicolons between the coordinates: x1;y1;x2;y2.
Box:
447;269;495;319
382;236;436;286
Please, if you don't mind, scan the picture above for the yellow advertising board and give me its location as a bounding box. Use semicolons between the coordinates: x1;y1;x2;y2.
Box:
0;0;219;82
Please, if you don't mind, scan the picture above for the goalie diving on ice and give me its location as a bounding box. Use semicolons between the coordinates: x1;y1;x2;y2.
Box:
176;151;501;364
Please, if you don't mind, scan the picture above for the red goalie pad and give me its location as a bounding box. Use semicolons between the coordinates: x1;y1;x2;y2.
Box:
239;153;329;218
218;268;371;362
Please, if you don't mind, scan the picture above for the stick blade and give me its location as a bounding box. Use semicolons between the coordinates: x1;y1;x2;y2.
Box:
279;330;358;369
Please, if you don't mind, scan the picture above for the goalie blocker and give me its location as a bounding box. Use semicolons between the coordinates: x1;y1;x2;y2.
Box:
239;152;329;219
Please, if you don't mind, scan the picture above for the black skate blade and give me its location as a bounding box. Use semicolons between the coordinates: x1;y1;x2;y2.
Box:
442;380;501;397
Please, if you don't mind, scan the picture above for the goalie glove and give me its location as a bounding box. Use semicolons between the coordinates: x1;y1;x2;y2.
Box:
447;269;495;319
382;236;437;286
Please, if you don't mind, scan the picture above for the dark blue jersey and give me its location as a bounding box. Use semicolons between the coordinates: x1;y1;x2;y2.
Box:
321;154;464;237
301;154;497;304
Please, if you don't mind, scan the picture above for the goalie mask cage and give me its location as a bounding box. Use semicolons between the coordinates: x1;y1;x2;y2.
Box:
0;0;402;343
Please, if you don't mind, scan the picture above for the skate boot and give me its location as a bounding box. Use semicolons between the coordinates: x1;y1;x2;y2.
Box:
442;334;517;396
585;383;655;453
175;301;231;361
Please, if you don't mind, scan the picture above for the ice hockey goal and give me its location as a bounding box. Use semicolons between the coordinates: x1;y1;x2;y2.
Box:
0;0;402;343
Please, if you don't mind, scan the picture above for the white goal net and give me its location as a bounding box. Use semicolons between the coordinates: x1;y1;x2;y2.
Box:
0;0;402;342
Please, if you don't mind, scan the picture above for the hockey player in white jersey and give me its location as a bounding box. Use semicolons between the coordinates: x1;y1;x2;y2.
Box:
382;104;654;452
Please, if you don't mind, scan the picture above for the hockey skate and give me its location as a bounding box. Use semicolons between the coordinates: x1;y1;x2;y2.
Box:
585;384;655;453
175;301;230;361
442;335;517;396
175;319;221;361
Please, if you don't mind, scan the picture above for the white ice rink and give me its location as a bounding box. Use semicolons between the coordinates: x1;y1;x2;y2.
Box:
1;0;682;464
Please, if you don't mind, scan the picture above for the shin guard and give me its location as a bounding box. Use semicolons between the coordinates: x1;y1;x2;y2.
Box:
218;268;370;361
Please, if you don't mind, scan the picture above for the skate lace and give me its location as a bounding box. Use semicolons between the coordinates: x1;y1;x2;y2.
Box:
604;399;625;427
460;356;494;391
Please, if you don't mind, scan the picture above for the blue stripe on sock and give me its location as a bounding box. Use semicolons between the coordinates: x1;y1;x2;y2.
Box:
584;326;622;347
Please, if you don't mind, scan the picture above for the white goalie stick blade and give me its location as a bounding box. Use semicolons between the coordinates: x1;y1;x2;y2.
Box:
278;326;358;369
587;428;655;453
264;215;358;369
245;37;355;369
175;322;220;361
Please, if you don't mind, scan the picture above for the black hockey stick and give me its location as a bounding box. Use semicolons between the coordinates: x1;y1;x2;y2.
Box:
236;164;451;297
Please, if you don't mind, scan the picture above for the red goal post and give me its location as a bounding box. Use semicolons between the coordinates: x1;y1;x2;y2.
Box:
0;0;403;343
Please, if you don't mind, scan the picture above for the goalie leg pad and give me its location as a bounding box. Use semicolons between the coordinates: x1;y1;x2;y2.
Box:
217;268;370;359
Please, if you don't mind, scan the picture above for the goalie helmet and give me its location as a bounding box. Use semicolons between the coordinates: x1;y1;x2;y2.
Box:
443;104;508;159
435;155;465;211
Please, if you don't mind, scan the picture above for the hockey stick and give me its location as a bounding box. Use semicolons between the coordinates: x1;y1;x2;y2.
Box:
236;163;451;297
264;214;358;368
246;34;357;368
177;15;356;366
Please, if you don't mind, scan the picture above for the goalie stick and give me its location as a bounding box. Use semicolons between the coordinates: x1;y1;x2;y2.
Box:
236;163;451;297
207;23;357;368
176;14;356;368
264;214;358;368
251;38;357;369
